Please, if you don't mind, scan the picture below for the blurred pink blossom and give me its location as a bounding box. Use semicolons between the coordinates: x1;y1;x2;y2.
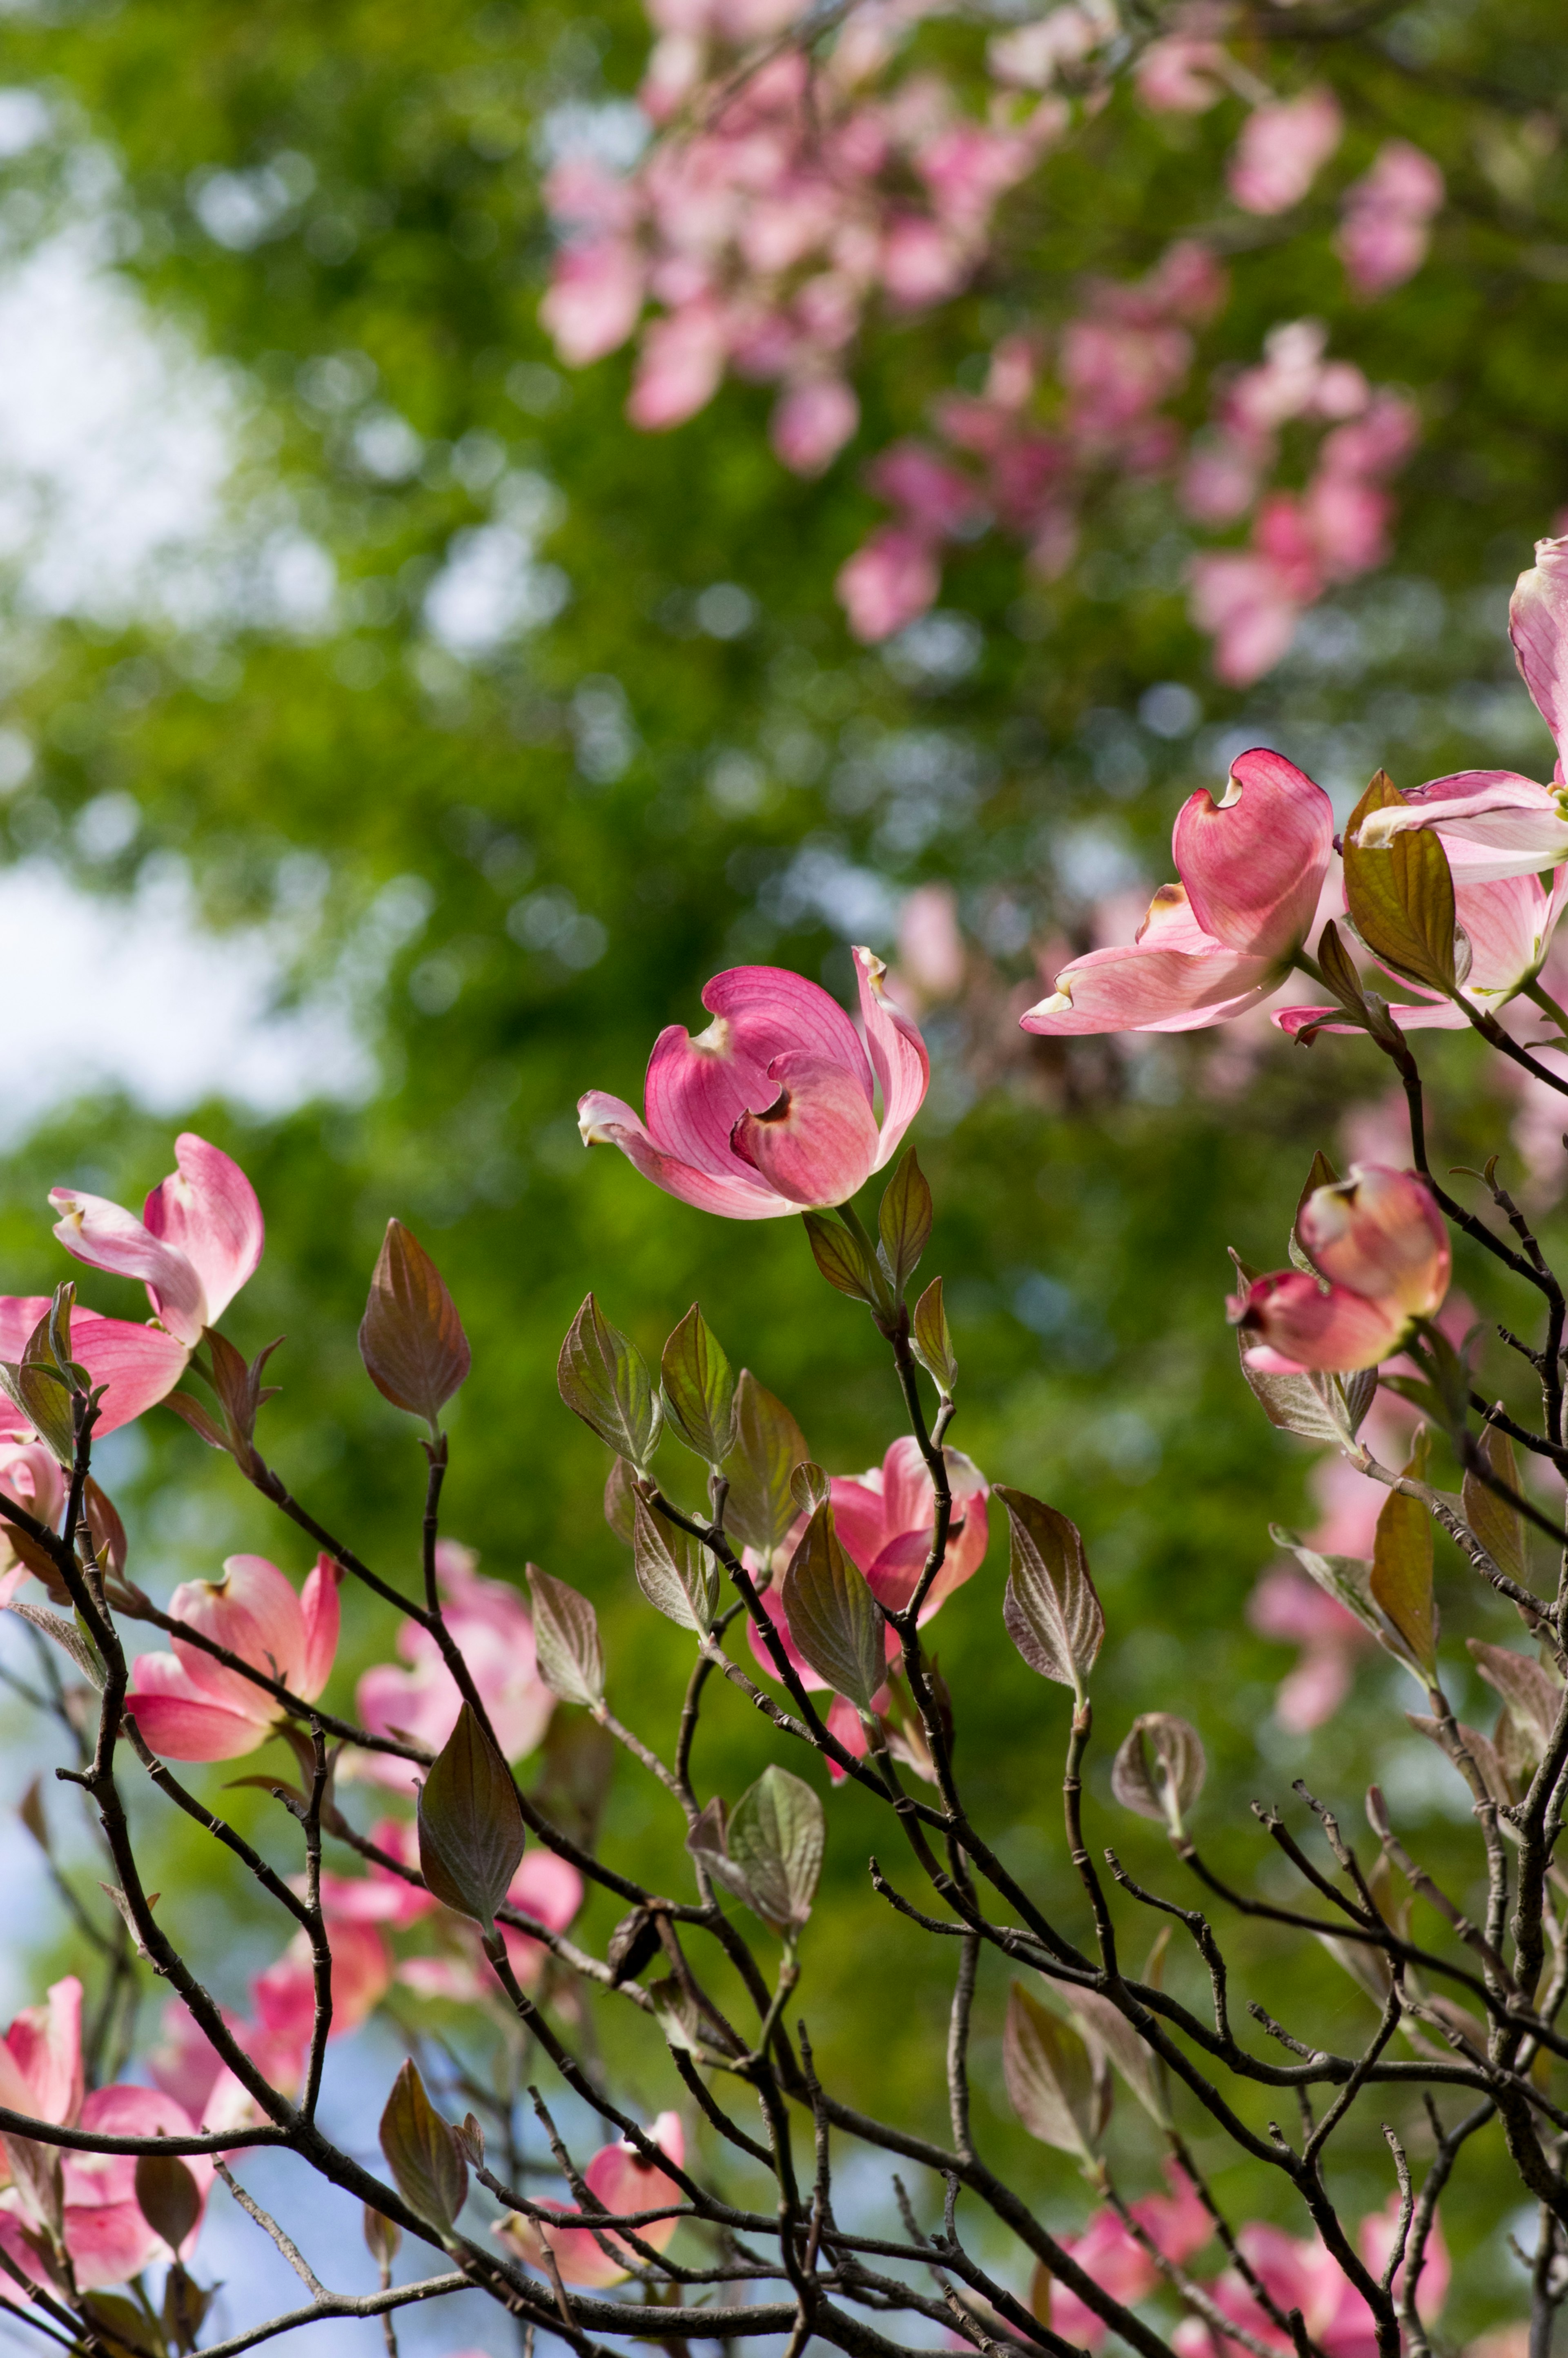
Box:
1338;141;1444;296
1227;87;1343;216
352;1541;555;1790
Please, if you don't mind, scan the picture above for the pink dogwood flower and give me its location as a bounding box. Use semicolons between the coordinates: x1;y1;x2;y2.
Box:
352;1542;555;1790
0;1977;212;2297
1229;1165;1450;1375
579;952;928;1217
498;2113;686;2288
125;1552;340;1761
252;1919;392;2048
49;1133;263;1352
1337;141;1444;297
1227;87;1343;216
1021;751;1333;1037
1248;1566;1375;1730
1354;537;1568;882
1176;2195;1446;2358
748;1437;989;1687
1050;2166;1212;2350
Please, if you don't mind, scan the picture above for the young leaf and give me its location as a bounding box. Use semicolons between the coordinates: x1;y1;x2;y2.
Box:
877;1147;933;1299
1066;1988;1171;2128
996;1488;1103;1701
1344;770;1458;995
604;1453;638;1545
685;1795;757;1914
1110;1714;1206;1838
416;1703;525;1934
781;1503;888;1709
1002;1983;1101;2163
525;1566;605;1709
1462;1421;1526;1588
723;1372;809;1558
801;1211;882;1306
661;1304;739;1467
632;1495;722;1633
84;1480;128;1584
363;2206;403;2269
359;1220;471;1426
134;2153;202;2255
789;1462;831;1516
558;1295;662;1471
725;1765;826;1935
910;1276;958;1396
1316;920;1371;1018
1468;1640;1564;1762
1370;1434;1438;1679
379;2059;468;2230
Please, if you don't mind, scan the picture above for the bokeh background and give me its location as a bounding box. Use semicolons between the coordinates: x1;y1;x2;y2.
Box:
0;0;1565;2347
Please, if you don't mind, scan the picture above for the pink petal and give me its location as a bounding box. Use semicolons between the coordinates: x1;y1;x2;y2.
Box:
853;948;930;1167
771;377;858;477
75;1317;191;1435
1021;935;1279;1035
47;1191;206;1347
169;1553;310;1704
125;1655;274;1761
863;1527;932;1614
578;1091;791;1219
62;2198;163;2289
702;965;871;1096
730;1052;882;1206
1275;1649;1354;1732
1273;1002;1467;1039
828;1467;892;1572
837;525;941;643
143;1135;263;1331
1227;87;1343;216
1232;1270;1407;1373
0;1975;82;2125
297;1553;341;1700
508;1850;585;1934
541;239;645;367
745;1581;828;1691
1510;534;1568;765
1172;749;1334;960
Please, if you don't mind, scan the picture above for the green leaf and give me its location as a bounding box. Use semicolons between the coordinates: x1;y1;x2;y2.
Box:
1462;1421;1526;1588
557;1294;662;1471
660;1303;738;1466
1316;921;1371;1020
6;1599;105;1689
1109;1714;1206;1838
725;1764;825;1934
525;1566;605;1708
379;2059;468;2230
909;1276;958;1396
996;1488;1102;1701
876;1147;932;1299
1237;1342;1370;1446
134;2153;203;2255
801;1210;881;1305
631;1494;722;1632
603;1453;638;1545
1002;1983;1104;2162
359;1219;471;1426
1370;1432;1438;1679
416;1702;526;1933
780;1502;888;1709
723;1371;809;1558
1344;770;1458;994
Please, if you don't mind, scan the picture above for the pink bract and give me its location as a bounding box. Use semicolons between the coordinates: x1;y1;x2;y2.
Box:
1022;751;1333;1038
49;1132;263;1351
125;1552;340;1762
579;952;928;1217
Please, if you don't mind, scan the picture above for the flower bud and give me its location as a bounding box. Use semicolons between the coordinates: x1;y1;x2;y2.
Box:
1297;1164;1450;1317
1228;1270;1407;1375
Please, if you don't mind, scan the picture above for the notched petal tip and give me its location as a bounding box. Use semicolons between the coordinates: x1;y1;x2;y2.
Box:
1019;988;1072;1029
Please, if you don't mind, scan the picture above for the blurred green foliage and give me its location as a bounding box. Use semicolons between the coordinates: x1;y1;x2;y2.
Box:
0;0;1566;2333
